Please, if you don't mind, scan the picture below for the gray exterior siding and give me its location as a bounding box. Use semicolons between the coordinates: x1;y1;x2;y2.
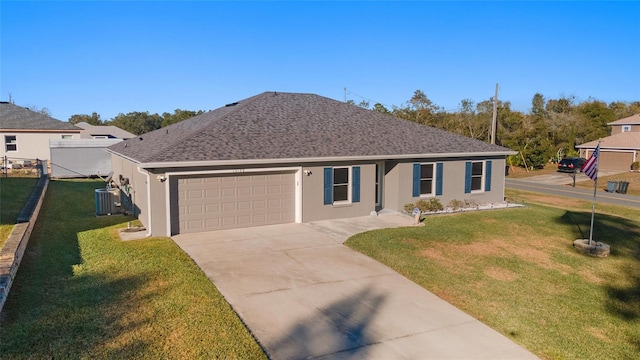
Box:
383;158;507;212
110;154;152;233
301;164;376;222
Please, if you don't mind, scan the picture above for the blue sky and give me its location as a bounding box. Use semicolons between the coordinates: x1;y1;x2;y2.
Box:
2;1;639;122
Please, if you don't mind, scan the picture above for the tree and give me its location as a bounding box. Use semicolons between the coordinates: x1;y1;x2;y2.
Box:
68;112;103;125
24;105;51;116
109;111;163;135
372;103;390;114
161;109;205;127
575;100;616;144
346;99;370;109
393;90;441;126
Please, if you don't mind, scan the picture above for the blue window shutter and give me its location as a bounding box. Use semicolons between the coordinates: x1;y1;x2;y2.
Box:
485;161;492;191
412;163;420;197
464;161;472;193
324;168;333;205
436;163;443;196
352;166;360;202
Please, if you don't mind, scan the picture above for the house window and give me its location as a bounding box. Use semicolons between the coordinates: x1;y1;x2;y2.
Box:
471;162;484;191
333;167;350;202
413;162;443;197
420;164;435;195
323;166;360;205
465;160;492;193
5;135;17;151
622;125;631;132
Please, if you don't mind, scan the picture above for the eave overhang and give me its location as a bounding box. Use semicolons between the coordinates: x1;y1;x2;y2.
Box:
105;149;517;169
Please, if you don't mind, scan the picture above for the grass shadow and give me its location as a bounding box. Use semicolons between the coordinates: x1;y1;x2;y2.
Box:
0;179;156;357
556;210;640;323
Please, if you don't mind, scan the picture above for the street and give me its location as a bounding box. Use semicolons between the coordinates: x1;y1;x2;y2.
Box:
506;178;640;209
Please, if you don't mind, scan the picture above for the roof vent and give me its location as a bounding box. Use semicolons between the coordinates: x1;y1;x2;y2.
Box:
225;102;238;107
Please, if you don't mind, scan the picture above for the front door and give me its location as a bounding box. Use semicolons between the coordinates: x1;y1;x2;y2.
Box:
375;162;384;210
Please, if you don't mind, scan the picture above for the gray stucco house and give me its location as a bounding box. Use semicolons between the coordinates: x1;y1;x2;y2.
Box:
106;92;515;236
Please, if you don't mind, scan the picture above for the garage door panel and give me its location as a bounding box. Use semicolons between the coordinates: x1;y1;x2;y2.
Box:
599;151;633;171
177;171;295;233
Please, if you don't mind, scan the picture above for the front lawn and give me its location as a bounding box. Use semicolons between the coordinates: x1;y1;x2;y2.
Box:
0;177;38;247
0;179;265;359
346;189;639;360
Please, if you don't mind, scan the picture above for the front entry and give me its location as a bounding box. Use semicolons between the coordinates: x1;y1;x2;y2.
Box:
375;162;384;210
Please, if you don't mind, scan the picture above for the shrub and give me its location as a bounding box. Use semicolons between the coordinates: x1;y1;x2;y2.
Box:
404;203;416;214
631;161;639;171
447;199;465;210
416;198;444;212
404;198;444;214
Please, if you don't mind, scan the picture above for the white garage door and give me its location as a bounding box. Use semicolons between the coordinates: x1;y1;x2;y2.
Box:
177;172;295;233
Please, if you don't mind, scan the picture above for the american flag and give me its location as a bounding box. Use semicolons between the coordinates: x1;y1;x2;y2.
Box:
581;144;599;181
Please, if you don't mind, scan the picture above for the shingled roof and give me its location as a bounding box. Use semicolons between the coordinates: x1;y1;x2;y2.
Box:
107;92;513;166
75;122;136;139
608;113;640;125
0;102;80;131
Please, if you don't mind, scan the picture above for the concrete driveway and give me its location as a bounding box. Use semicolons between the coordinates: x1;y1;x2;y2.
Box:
172;212;537;359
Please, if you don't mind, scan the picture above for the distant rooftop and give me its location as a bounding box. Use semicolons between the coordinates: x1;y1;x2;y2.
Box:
0;102;80;131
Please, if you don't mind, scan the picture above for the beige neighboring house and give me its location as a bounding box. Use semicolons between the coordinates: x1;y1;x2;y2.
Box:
0;101;81;162
577;113;640;171
75;121;135;139
106;92;516;237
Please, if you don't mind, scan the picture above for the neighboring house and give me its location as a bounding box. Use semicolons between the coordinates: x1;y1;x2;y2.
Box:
577;113;640;171
50;123;134;178
75;121;135;139
50;139;122;178
0;101;81;162
106;92;515;237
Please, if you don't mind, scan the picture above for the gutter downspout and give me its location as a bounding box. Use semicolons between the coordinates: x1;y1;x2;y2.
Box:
136;166;152;238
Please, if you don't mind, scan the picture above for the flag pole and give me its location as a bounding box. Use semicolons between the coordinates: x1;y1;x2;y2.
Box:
587;142;600;246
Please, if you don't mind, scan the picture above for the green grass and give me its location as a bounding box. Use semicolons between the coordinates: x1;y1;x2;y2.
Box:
0;177;39;247
346;190;640;360
0;179;266;359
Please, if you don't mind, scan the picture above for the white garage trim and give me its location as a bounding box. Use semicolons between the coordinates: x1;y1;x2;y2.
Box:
164;167;302;235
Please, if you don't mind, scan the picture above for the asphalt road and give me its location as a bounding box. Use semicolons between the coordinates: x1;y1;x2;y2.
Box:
506;178;640;209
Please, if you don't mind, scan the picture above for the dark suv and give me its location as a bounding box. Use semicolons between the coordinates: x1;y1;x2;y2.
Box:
557;157;587;173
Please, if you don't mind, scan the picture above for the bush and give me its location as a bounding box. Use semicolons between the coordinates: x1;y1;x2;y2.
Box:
404;198;444;214
631;161;639;171
404;203;417;214
447;199;465;210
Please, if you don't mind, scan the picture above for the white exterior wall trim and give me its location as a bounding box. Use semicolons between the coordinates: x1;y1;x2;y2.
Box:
164;166;303;236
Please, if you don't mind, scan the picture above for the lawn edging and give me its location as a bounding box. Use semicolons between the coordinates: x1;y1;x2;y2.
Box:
0;176;49;313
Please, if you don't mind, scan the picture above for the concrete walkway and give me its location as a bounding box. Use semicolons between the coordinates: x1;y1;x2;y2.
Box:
172;213;537;359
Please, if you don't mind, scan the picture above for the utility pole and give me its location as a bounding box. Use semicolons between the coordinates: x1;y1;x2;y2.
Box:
344;87;347;102
491;83;499;144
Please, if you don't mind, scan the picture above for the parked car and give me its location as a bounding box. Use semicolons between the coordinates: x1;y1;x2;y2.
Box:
557;157;587;173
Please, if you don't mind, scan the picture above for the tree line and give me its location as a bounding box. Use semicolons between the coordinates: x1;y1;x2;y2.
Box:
68;91;639;169
68;109;205;136
351;91;639;169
